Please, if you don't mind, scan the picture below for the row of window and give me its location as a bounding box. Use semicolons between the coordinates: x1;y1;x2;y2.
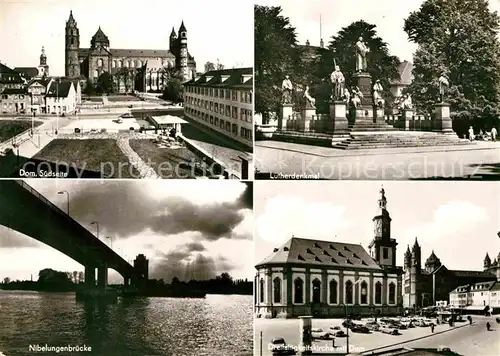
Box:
185;86;252;103
259;278;396;305
185;98;252;122
1;94;26;100
185;107;252;141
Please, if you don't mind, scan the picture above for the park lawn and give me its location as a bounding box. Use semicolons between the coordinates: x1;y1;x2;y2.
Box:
33;139;140;178
107;96;140;102
129;139;200;178
0;120;43;143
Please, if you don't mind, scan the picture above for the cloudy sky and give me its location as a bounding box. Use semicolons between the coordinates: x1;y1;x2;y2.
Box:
0;0;253;75
256;0;500;63
0;180;253;283
255;181;500;272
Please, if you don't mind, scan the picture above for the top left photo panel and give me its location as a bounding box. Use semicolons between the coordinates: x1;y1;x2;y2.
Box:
0;0;254;180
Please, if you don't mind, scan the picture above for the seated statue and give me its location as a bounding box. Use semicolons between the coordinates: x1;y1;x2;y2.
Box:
351;87;363;108
304;85;315;108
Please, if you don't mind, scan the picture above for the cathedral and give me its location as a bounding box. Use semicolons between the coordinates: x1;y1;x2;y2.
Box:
64;11;196;92
403;240;496;309
255;188;404;319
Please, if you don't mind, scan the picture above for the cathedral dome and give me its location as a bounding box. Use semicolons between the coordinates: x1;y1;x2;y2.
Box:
91;26;109;48
425;250;440;265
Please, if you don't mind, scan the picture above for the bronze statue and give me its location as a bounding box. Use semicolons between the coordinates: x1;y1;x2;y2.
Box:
281;75;293;104
373;79;385;108
330;62;345;101
304;85;316;108
438;74;449;103
356;37;369;72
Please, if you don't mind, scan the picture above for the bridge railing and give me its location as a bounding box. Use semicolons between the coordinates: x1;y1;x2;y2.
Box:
14;180;132;269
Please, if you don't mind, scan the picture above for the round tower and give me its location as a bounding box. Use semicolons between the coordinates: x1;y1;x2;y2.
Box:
38;46;49;77
65;10;80;78
178;21;189;81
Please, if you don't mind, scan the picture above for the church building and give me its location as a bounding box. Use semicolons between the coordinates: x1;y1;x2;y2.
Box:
255;188;404;319
64;11;196;92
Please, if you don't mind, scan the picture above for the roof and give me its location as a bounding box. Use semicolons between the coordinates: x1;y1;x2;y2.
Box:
451;270;495;278
45;79;74;98
110;49;174;58
29;77;51;87
179;21;186;32
150;115;187;125
0;63;24;83
14;67;39;79
256;237;383;270
91;27;109;47
1;88;27;95
425;251;441;265
471;280;496;291
184;67;252;89
450;284;470;293
391;60;413;86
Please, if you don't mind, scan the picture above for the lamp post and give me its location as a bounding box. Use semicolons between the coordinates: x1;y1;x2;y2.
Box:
57;190;69;215
56;78;60;134
90;221;99;240
106;236;113;249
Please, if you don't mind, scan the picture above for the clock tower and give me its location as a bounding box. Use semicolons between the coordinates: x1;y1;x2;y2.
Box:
369;187;398;267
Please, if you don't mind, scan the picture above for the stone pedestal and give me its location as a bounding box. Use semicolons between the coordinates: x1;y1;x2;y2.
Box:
403;109;413;130
299;107;315;132
433;103;454;134
375;108;385;124
299;316;313;355
329;101;349;134
279;104;293;130
355;106;374;124
353;72;373;106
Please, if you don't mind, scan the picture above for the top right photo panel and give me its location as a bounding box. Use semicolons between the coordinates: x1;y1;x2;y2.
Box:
254;0;500;180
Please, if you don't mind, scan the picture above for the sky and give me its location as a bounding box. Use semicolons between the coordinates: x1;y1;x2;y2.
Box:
0;0;253;75
256;0;500;63
255;181;500;272
0;180;253;283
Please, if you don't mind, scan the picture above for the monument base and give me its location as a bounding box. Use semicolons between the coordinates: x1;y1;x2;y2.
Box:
279;103;293;130
328;101;349;134
375;108;385;124
298;107;315;132
403;109;413;130
432;103;454;134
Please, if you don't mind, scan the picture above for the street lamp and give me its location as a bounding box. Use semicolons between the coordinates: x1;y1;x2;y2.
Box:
90;221;99;240
106;236;113;249
57;190;69;215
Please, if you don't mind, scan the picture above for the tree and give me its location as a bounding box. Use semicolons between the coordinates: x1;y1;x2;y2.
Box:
315;20;400;113
96;71;114;94
162;78;183;103
404;0;500;128
83;81;96;95
216;59;224;70
3;277;10;284
116;68;132;93
204;61;215;73
254;5;303;116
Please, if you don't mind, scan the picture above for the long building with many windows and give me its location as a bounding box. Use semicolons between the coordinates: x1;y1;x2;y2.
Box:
255;188;404;319
183;68;253;150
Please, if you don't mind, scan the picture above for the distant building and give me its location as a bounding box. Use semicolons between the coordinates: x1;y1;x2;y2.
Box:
27;77;51;114
0;88;29;114
403;242;496;309
64;11;196;91
134;254;149;280
44;78;78;115
183;67;253;149
0;63;25;93
255;188;404;319
450;279;500;314
390;60;413;99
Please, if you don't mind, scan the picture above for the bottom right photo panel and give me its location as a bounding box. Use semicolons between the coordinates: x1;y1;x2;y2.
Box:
253;181;499;356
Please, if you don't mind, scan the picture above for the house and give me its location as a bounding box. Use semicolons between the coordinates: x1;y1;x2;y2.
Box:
27;77;51;114
0;88;30;114
45;78;77;115
0;63;25;93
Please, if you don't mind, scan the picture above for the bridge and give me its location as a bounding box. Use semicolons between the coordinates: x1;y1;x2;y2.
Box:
0;180;145;292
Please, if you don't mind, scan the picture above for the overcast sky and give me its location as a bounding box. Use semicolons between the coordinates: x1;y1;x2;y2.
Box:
255;181;500;272
0;0;253;75
0;180;253;283
256;0;500;63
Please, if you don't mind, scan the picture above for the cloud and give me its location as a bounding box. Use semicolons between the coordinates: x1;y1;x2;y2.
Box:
256;195;349;244
0;227;43;248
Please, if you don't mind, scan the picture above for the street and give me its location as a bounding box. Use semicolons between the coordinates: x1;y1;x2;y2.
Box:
254;316;499;355
255;141;500;180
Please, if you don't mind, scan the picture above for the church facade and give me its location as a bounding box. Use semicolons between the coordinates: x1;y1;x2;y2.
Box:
64;11;196;92
255;188;404;319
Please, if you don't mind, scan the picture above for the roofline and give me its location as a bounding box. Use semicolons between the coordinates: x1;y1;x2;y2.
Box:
255;261;384;272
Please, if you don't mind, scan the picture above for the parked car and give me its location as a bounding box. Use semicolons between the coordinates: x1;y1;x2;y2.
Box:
270;338;296;355
311;328;331;340
329;326;341;331
391;323;407;330
332;330;347;337
365;322;380;331
115;118;123;123
351;324;370;333
380;327;399;335
342;320;355;328
120;113;134;118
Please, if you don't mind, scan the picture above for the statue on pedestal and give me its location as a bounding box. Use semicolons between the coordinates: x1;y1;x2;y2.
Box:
438;74;449;103
330;61;345;101
402;94;413;110
351;86;363;108
356;37;369;72
281;75;293;104
304;85;316;108
343;88;351;104
373;79;385;108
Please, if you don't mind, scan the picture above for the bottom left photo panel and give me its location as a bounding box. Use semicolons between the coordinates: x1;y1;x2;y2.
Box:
0;179;254;356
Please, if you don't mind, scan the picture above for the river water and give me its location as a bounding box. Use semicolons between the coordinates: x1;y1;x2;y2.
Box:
0;290;253;356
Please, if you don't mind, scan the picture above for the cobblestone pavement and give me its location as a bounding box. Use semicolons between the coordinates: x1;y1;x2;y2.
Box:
255;141;500;180
254;316;493;355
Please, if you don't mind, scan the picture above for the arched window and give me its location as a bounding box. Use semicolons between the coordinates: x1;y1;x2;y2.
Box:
130;60;135;68
345;280;353;304
294;278;303;304
375;282;382;304
389;282;396;304
259;279;264;303
329;280;337;304
312;278;321;303
118;60;123;67
71;38;74;46
135;60;141;67
360;281;368;304
93;69;98;79
124;61;129;68
112;60;116;68
97;58;103;67
273;277;281;303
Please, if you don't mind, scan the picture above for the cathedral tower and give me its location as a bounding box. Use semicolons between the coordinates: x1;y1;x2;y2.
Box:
169;27;177;52
409;237;421;308
65;10;80;78
178;21;189;81
484;253;491;271
368;187;397;267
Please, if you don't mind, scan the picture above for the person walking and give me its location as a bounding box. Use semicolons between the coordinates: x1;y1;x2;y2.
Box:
468;126;475;141
431;324;435;333
492;127;497;141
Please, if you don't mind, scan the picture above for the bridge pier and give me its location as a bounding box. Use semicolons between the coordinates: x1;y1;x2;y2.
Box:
97;265;108;289
124;276;130;286
84;265;96;287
